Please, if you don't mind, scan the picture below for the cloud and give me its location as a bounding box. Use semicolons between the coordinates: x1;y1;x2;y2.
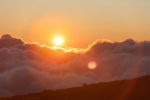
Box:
0;34;23;48
0;34;150;96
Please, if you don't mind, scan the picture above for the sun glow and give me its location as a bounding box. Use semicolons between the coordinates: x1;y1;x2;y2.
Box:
53;36;64;46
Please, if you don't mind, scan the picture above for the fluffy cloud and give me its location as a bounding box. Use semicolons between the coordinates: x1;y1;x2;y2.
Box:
0;34;150;96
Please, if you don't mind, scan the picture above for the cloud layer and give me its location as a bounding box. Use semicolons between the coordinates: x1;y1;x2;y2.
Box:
0;34;150;96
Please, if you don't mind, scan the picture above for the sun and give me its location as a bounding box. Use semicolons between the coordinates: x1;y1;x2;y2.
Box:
53;36;64;46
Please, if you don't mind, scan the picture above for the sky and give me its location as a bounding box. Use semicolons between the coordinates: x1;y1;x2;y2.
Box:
0;0;150;48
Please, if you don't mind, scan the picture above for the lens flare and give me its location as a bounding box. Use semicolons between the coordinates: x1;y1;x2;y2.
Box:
88;61;97;70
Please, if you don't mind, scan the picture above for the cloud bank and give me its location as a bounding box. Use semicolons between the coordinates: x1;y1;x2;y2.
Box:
0;34;150;96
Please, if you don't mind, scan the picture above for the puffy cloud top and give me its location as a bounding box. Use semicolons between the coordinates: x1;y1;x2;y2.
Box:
0;34;150;96
0;34;24;48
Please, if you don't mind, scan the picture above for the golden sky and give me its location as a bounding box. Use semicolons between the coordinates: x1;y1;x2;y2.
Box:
0;0;150;48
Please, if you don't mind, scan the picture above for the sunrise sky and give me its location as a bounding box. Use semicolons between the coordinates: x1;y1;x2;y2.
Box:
0;0;150;48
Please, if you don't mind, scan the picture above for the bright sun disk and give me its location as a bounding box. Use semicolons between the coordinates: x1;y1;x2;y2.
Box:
53;36;64;46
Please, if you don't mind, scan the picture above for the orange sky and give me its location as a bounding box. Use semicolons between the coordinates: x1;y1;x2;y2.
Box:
0;0;150;48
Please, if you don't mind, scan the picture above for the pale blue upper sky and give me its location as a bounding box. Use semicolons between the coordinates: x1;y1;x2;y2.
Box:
0;0;150;47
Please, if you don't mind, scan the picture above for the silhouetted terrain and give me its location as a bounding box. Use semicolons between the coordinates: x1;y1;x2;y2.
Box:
1;76;150;100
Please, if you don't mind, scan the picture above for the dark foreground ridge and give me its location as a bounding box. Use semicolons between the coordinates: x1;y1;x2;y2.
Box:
1;76;150;100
